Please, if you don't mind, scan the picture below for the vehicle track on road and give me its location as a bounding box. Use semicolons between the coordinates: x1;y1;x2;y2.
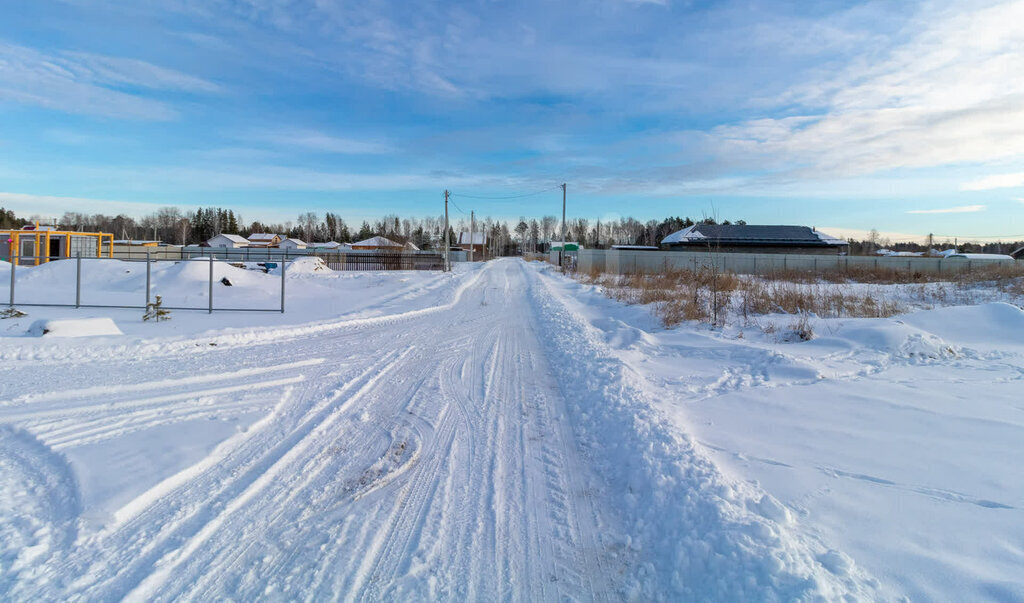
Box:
3;260;624;601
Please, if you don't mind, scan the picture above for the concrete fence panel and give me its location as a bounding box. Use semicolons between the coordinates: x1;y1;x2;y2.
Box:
576;249;1014;276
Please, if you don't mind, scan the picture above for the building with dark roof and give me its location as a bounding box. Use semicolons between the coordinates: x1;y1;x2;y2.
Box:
661;224;848;255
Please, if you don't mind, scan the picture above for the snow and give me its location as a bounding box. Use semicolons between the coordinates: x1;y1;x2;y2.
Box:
536;264;1024;601
457;232;487;245
0;258;469;341
352;236;402;248
1;257;1022;599
945;253;1016;260
207;234;247;246
27;318;123;338
283;256;330;274
662;225;703;243
812;229;846;245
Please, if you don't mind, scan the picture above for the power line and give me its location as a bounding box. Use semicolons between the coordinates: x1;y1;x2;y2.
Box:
450;185;562;200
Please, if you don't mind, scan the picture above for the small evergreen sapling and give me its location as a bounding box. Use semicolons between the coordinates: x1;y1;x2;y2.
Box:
144;295;171;322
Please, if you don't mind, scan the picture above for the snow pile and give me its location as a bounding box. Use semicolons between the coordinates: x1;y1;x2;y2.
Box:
284;257;330;274
527;271;876;599
27;318;123;338
533;263;1024;600
156;258;269;288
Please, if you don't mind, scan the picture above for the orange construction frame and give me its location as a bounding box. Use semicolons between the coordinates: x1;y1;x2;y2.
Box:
1;229;113;265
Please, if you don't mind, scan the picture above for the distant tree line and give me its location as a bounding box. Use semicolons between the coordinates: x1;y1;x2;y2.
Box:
0;207;28;229
9;207;1020;256
847;229;1021;256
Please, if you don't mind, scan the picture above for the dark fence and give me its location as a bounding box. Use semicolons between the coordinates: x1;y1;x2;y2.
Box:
178;247;446;271
313;250;444;271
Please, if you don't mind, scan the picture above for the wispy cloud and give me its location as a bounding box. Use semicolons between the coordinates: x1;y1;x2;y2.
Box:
704;1;1024;179
906;205;986;215
0;191;199;217
63;51;221;93
249;129;393;155
0;41;220;119
961;172;1024;191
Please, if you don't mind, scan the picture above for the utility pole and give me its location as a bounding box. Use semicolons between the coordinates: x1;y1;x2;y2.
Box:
444;190;450;272
470;210;475;262
560;183;567;272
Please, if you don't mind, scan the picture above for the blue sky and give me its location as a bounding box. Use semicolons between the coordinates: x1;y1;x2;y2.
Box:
1;0;1023;242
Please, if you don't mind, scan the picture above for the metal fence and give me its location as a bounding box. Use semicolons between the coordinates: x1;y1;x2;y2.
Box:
577;248;1020;276
5;254;286;313
179;247;445;269
315;250;444;271
107;246;453;270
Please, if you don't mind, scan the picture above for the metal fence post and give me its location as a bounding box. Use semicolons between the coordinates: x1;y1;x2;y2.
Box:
209;255;214;314
146;251;152;309
281;256;286;313
76;253;82;308
9;255;15;308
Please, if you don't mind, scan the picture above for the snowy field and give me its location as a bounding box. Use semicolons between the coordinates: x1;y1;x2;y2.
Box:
1;257;1022;600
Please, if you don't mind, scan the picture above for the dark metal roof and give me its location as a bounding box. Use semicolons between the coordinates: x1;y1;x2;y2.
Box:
664;224;847;247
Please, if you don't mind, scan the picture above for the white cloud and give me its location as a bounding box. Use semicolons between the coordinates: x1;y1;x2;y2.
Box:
906;204;986;214
0;41;220;119
63;51;221;93
0;191;199;218
961;172;1024;191
708;1;1024;178
250;129;392;154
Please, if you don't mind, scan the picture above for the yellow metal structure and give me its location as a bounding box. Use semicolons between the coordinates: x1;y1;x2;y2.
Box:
1;227;113;265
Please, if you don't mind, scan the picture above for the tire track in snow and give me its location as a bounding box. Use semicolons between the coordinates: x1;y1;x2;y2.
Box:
121;347;415;601
38;350;390;600
8;259;633;600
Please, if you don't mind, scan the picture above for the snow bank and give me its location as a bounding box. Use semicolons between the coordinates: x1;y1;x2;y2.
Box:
526;267;876;599
535;264;1024;600
283;257;330;274
27;318;123;338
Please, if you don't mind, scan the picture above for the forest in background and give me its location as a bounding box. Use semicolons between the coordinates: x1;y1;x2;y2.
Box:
4;206;1020;256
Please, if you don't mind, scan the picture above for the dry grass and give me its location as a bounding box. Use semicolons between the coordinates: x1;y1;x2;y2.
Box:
574;265;1006;329
766;261;1024;286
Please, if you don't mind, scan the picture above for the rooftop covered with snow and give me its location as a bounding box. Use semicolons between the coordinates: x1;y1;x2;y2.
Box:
662;224;848;252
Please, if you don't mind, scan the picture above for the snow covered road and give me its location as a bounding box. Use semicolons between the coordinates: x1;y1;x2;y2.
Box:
2;259;875;600
2;260;628;600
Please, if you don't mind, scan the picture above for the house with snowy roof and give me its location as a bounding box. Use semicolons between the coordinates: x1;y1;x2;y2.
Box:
458;232;488;257
661;224;848;255
206;233;248;248
351;236;403;250
309;241;349;250
278;238;307;250
247;233;281;247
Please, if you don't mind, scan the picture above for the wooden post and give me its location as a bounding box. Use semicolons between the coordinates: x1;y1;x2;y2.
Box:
560;183;567;272
208;255;214;314
444;190;450;272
